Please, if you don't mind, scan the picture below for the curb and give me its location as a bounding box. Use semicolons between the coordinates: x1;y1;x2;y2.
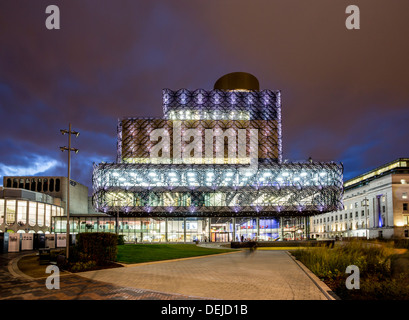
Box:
8;253;38;280
8;253;72;280
286;251;340;300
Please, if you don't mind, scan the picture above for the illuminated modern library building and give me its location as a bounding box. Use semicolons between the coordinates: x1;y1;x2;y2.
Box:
62;73;344;242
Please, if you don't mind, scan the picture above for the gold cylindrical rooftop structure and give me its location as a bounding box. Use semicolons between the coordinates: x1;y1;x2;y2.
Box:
214;72;259;91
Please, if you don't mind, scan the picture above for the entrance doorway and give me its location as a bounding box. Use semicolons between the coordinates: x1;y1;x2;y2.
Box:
211;232;230;242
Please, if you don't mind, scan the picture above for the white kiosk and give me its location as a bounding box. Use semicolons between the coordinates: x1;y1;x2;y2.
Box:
45;234;56;249
21;233;34;250
56;234;66;247
8;234;20;252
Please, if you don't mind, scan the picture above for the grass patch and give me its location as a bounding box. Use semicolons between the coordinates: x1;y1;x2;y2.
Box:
117;244;236;264
291;240;409;300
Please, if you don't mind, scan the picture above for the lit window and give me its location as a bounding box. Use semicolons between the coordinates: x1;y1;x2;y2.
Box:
403;193;408;199
17;200;27;226
401;179;407;184
6;200;16;225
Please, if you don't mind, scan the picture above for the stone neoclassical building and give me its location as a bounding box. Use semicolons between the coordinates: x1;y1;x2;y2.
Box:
310;158;409;239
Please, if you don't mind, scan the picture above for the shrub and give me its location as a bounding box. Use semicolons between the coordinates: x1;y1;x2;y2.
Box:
70;260;97;273
117;234;125;245
291;240;407;299
75;233;118;265
393;239;409;249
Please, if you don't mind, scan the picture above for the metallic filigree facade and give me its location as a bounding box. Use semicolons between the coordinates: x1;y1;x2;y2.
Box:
93;85;343;218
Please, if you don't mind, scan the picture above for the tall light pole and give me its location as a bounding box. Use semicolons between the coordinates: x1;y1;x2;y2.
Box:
60;123;79;259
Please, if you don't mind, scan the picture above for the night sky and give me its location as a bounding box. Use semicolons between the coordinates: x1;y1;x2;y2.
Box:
1;0;408;194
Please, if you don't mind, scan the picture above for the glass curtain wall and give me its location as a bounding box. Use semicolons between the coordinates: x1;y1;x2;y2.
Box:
50;216;309;242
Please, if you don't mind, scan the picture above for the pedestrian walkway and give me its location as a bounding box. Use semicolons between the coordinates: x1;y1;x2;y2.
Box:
79;250;335;300
0;249;336;300
0;252;207;300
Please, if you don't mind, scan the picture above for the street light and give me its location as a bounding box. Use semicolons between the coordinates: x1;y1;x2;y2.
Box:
60;123;79;260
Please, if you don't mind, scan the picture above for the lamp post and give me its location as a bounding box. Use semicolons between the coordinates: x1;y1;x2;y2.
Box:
60;123;79;260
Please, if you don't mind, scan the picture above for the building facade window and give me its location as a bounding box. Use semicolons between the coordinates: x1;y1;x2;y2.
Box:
17;200;27;226
31;179;36;191
37;203;45;227
28;201;37;227
45;204;51;227
6;200;16;225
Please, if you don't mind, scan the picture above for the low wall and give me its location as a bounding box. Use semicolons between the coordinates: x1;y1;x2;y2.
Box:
230;240;335;248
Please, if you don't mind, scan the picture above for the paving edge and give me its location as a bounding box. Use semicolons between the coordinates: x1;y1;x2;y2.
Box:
7;254;218;300
8;253;39;280
8;253;72;280
286;251;341;300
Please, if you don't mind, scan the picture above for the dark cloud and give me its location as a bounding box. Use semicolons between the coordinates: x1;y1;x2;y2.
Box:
0;0;408;191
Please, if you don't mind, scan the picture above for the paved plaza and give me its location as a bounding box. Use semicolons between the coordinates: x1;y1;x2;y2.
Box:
0;248;337;300
0;252;205;300
78;249;335;300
